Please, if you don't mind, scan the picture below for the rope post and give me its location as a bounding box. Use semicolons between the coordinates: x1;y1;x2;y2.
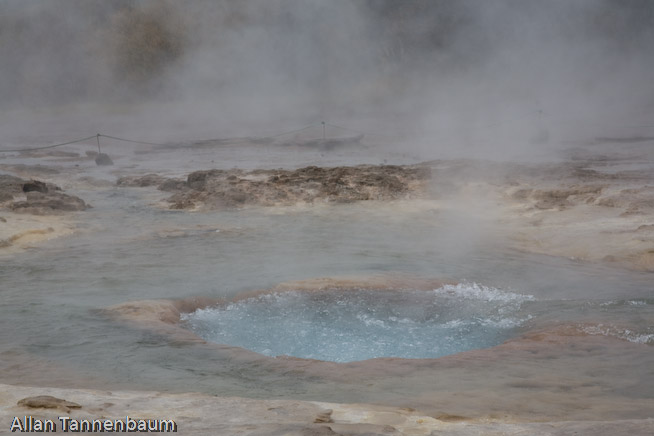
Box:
322;121;325;140
96;134;101;154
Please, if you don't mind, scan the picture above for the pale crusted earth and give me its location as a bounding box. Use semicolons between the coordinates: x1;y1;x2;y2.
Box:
424;158;654;272
2;384;652;435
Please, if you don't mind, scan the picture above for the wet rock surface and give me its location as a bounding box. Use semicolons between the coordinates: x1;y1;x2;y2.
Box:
94;153;114;166
0;174;28;200
22;180;50;193
117;173;170;188
118;164;431;210
17;395;82;412
0;175;88;214
10;191;89;214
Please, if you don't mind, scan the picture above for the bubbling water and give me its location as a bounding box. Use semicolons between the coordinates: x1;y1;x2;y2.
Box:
182;283;534;362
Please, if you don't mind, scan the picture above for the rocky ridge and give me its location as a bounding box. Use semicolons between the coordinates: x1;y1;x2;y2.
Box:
0;174;88;251
117;164;431;210
0;174;88;215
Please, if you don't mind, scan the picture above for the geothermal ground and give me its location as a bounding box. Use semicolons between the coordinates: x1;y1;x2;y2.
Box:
0;135;653;435
3;140;653;272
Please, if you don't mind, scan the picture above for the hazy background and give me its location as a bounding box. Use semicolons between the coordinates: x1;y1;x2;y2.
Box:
1;0;653;155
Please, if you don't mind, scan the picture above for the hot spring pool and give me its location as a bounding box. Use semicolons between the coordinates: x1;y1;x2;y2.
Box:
1;180;653;421
181;284;533;362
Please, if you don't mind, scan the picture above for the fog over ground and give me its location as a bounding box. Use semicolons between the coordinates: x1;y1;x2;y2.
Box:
1;0;653;158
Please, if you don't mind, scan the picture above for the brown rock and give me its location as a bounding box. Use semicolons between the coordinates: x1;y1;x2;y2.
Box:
22;180;48;193
527;185;604;210
436;413;469;422
596;197;616;207
95;153;113;166
158;178;186;192
117;174;168;187
0;191;14;203
314;409;333;424
17;395;81;412
11;191;88;214
0;174;26;196
163;164;430;210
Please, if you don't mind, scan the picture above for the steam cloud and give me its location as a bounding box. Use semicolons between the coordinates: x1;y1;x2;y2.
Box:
1;0;652;154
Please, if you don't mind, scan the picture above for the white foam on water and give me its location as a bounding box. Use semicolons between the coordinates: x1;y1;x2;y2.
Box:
435;282;535;303
600;299;651;307
181;283;534;362
581;324;654;345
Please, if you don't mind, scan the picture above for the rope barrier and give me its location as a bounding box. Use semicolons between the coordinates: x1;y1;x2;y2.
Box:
324;123;405;139
0;124;321;153
0;135;98;153
98;134;167;146
174;125;320;146
263;124;319;138
325;123;367;135
0;111;651;153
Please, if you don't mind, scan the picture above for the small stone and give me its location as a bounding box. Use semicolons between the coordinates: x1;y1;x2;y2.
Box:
313;409;333;423
17;395;82;411
22;180;49;193
95;153;114;166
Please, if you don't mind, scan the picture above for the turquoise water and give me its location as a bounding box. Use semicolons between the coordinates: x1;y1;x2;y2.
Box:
182;285;534;362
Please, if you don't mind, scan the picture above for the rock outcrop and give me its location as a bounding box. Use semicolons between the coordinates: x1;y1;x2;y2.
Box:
117;173;170;188
0;175;88;214
94;153;113;166
10;191;88;214
0;174;27;203
117;165;431;210
17;395;82;412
